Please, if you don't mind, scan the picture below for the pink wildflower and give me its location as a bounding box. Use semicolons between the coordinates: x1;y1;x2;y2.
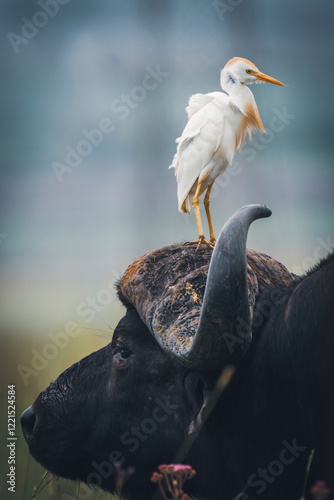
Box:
151;463;196;499
151;472;163;483
311;480;331;500
158;464;175;474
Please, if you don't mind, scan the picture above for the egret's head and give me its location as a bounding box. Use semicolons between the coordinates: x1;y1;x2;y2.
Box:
221;57;285;87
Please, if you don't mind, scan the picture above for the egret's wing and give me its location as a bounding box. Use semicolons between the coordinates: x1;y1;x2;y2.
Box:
170;101;226;212
185;92;227;120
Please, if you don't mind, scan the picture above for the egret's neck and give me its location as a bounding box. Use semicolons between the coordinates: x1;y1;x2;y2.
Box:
220;70;255;115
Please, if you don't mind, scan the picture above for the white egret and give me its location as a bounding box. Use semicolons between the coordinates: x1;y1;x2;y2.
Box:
169;57;285;248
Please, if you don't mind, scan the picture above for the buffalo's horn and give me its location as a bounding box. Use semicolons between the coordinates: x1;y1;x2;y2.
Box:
177;204;272;371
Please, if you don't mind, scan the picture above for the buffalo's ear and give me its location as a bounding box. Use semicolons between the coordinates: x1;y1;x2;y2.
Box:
186;366;235;436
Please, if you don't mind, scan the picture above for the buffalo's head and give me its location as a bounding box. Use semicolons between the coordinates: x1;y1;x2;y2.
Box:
21;205;297;498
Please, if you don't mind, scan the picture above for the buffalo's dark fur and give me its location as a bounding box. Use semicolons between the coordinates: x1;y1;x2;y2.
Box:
22;251;334;500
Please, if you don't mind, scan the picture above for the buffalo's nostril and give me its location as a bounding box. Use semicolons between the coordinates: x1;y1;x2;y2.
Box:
21;406;37;442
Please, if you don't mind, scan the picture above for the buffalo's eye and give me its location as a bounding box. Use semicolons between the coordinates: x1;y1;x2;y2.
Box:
113;347;132;362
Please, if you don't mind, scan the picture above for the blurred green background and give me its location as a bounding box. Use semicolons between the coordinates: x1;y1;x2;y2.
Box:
0;0;334;498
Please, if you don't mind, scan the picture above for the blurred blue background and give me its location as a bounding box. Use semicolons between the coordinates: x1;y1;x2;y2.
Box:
1;0;334;383
1;0;334;496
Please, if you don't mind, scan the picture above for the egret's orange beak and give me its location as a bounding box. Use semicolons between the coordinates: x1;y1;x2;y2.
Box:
254;71;285;86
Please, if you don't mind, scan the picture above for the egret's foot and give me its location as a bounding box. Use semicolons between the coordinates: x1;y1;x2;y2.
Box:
210;238;216;246
189;236;214;250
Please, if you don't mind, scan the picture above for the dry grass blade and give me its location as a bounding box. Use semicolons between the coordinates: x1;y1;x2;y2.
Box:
172;365;235;465
31;471;53;499
300;448;315;500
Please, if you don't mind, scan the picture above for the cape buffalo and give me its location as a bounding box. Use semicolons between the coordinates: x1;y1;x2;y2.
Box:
21;204;334;499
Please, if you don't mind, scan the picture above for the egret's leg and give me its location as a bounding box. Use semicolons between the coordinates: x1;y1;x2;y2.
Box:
204;183;216;244
193;183;204;240
189;182;214;249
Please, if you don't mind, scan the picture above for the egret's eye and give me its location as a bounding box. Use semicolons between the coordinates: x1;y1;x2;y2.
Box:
246;69;253;74
113;347;132;362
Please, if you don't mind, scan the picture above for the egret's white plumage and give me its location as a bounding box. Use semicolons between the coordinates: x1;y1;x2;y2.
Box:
169;57;284;247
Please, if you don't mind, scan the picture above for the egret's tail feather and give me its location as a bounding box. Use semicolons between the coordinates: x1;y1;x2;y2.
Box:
179;197;191;214
169;154;179;172
178;181;197;214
